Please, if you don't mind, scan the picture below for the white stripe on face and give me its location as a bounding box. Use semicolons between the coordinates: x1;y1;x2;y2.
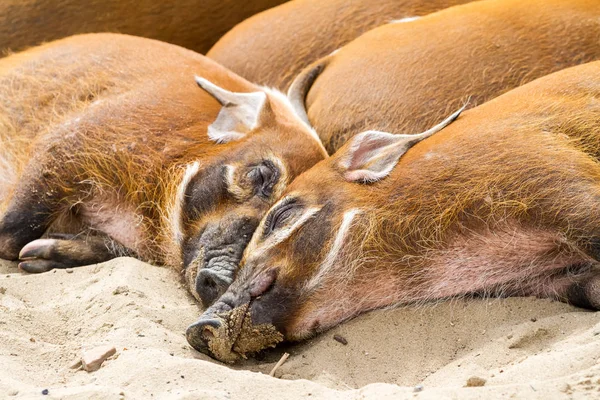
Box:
305;208;361;290
171;161;199;244
269;206;322;248
245;197;321;257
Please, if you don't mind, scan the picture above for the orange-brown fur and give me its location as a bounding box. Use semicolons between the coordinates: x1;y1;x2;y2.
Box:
297;0;600;153
0;33;325;271
0;0;288;56
235;60;600;341
207;0;470;90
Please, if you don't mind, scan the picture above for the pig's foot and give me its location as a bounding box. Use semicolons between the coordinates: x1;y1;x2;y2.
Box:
18;234;134;273
561;270;600;310
525;265;600;310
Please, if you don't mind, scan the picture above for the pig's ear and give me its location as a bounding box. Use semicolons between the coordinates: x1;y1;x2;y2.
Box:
338;104;467;183
195;76;268;144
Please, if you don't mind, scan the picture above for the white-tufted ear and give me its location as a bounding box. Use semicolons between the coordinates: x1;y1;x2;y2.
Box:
195;76;268;144
339;104;467;183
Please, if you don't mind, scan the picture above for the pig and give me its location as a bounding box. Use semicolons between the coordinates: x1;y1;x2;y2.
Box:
207;0;471;90
0;33;327;308
0;0;288;56
187;60;600;362
288;0;600;153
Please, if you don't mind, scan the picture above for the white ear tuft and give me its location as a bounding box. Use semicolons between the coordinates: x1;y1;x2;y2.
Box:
195;76;268;144
339;103;468;183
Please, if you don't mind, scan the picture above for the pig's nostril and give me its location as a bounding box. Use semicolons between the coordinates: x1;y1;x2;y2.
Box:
202;328;214;340
203;276;216;288
186;318;222;355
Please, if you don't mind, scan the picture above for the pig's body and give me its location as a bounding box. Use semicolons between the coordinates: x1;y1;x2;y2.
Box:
207;0;470;90
0;34;326;306
286;62;600;334
188;60;600;361
0;33;230;264
0;0;288;56
290;0;600;153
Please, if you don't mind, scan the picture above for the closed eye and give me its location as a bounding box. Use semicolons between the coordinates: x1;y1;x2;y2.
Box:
264;198;298;236
247;160;279;198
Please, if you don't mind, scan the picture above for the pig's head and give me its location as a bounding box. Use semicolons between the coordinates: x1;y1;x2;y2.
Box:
170;77;327;307
186;107;465;362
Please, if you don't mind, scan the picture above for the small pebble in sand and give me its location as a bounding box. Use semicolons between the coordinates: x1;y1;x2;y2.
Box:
7;389;18;396
81;345;117;372
413;384;424;392
29;337;36;343
333;334;348;345
0;287;6;294
465;376;487;387
113;286;129;295
531;318;537;322
42;389;49;395
65;268;74;273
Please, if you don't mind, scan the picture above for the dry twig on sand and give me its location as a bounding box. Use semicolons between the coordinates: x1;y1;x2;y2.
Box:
269;353;290;377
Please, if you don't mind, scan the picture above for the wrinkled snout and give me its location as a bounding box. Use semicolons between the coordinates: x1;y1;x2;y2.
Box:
196;268;233;307
183;212;260;307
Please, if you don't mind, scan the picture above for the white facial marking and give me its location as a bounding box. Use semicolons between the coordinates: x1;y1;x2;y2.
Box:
268;156;288;198
305;209;361;290
225;164;236;188
171;161;199;244
246;196;321;257
246;195;289;253
269;207;321;248
390;16;421;24
224;164;246;201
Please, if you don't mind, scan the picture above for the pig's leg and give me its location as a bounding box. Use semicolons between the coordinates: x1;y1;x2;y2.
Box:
18;232;136;273
0;153;90;261
0;177;55;260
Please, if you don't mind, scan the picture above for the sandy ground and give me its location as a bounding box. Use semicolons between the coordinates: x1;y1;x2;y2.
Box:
1;257;600;399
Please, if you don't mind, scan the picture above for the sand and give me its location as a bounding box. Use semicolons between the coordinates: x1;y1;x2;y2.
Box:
1;257;600;399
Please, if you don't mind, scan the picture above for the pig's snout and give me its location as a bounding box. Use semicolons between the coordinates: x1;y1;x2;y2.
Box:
196;268;232;307
186;317;221;355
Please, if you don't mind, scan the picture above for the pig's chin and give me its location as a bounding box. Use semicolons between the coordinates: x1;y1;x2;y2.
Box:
187;300;284;363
